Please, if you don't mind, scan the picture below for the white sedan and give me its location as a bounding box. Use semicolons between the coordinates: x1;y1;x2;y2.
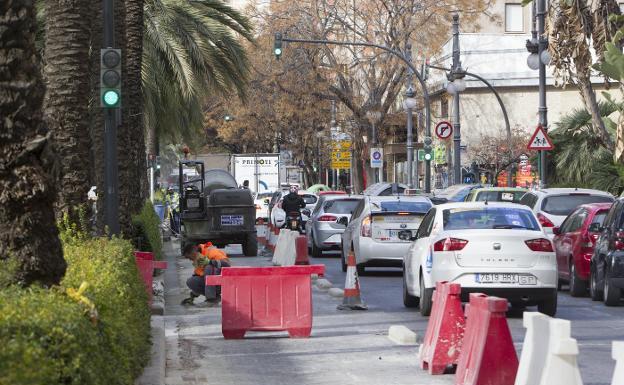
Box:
403;202;558;317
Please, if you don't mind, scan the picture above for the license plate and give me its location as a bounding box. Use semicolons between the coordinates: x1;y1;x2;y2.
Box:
475;273;537;285
389;229;412;240
221;215;244;226
186;198;199;208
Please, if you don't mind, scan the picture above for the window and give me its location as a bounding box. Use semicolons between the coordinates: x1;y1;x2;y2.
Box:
376;201;432;213
519;193;538;209
541;194;614;216
417;209;436;238
505;4;524;32
323;199;361;214
442;207;540;231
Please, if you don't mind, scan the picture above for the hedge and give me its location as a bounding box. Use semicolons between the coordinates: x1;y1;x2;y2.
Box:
131;200;163;260
0;235;151;385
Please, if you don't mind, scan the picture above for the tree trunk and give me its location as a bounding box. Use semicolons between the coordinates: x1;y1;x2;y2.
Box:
43;0;93;224
0;0;66;286
616;85;624;164
577;71;615;150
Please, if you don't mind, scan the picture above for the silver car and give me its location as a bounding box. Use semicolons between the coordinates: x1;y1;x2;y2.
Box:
341;195;433;274
305;195;363;257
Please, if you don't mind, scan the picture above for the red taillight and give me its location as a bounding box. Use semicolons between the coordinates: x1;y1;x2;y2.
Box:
318;215;338;222
616;232;624;251
537;213;555;228
361;216;372;237
525;238;554;252
433;238;468;252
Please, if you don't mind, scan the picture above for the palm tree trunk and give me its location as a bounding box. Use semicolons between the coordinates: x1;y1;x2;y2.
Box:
43;0;93;224
0;0;66;286
578;71;615;151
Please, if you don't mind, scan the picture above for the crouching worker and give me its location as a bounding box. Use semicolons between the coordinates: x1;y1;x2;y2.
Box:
181;242;231;306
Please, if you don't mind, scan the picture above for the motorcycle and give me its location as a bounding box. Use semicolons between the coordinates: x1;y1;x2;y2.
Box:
285;211;303;233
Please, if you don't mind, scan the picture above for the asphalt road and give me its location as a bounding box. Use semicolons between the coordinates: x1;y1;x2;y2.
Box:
312;250;624;385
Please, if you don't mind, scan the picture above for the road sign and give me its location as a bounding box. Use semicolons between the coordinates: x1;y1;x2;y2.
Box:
435;121;453;140
331;141;351;169
370;147;383;168
527;125;554;150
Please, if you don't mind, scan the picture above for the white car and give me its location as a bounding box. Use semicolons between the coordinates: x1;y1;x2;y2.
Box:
518;188;614;238
270;192;318;230
403;202;558;317
341;195;433;274
254;191;273;223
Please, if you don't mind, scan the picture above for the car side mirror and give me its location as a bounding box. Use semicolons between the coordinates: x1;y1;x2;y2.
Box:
337;216;349;227
588;223;603;233
552;226;561;235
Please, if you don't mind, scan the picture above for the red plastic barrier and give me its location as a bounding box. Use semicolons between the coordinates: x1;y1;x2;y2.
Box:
205;265;325;339
420;281;465;374
134;251;168;304
295;236;309;265
455;293;518;385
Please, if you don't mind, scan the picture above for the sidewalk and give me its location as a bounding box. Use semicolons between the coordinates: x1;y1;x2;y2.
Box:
157;240;453;385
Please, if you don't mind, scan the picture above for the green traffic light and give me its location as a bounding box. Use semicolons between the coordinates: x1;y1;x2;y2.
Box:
102;89;120;106
424;153;432;161
274;48;282;56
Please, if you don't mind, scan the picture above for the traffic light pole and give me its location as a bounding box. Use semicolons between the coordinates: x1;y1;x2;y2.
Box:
277;35;432;193
103;0;120;235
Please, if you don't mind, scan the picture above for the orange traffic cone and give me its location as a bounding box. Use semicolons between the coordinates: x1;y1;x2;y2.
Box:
337;251;368;310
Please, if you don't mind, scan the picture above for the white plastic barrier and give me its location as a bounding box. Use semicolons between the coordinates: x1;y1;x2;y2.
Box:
612;341;624;385
280;231;299;266
515;312;551;385
272;229;291;265
255;223;267;243
268;226;278;251
538;318;583;385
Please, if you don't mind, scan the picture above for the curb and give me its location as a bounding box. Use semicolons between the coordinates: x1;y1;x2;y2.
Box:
151;275;165;315
388;325;418;345
135;315;165;385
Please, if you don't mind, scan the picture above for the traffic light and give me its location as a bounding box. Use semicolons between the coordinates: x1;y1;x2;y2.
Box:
100;48;121;108
274;32;282;59
423;136;433;161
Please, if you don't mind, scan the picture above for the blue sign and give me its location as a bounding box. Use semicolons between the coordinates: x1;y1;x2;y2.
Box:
370;147;383;168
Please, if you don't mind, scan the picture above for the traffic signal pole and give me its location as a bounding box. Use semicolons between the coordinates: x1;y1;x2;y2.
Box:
103;0;120;235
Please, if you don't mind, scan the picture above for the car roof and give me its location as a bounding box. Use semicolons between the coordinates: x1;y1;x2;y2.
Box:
528;188;614;197
434;201;532;211
473;187;527;192
322;194;363;201
367;195;432;203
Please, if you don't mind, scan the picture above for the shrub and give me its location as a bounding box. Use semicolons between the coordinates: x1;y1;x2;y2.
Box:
131;200;163;260
0;235;151;385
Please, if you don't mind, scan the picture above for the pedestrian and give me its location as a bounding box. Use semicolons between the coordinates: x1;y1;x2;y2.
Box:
241;180;250;189
180;243;231;306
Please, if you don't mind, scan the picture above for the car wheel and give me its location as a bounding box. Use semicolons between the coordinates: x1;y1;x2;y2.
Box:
403;268;419;308
356;264;366;276
341;248;347;272
419;274;434;317
311;236;322;258
557;279;563;291
242;233;258;257
537;289;558;317
603;267;621;306
569;261;587;297
590;264;604;301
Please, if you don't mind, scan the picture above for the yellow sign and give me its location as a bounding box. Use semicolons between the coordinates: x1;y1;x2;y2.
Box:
331;141;352;169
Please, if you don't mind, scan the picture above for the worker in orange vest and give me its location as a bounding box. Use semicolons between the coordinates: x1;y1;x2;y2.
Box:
181;243;230;306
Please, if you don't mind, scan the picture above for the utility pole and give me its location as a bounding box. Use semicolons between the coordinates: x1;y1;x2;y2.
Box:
537;0;548;187
451;13;462;185
103;0;119;235
405;43;415;189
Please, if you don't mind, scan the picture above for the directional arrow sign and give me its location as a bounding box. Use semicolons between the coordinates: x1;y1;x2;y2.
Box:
527;125;554;150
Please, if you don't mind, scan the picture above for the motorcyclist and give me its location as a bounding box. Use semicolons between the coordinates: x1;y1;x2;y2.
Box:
281;186;306;229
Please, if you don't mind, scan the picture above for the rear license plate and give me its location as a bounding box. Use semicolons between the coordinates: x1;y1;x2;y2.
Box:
475;273;536;285
221;215;244;226
389;230;412;240
187;198;199;208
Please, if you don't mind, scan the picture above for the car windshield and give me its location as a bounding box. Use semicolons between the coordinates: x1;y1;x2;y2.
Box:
442;207;540;231
374;201;432;213
323;199;361;214
448;187;473;202
302;195;318;204
592;211;608;226
475;190;525;203
542;194;613;216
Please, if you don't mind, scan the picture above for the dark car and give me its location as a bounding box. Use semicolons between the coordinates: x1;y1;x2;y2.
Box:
553;202;611;296
591;198;624;305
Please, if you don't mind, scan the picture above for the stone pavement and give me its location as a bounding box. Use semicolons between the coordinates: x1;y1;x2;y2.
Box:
158;240;454;385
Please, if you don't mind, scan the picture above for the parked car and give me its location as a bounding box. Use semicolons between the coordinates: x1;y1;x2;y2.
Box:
340;195;433;274
305;195;364;257
590;198;624;305
403;202;558;316
270;192;318;230
553;203;611;296
431;184;482;204
254;191;274;223
362;182;409;196
464;187;527;203
519;188;614;239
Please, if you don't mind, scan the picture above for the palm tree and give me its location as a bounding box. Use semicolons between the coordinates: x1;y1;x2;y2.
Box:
550;101;624;194
142;0;254;153
0;0;66;286
43;0;93;223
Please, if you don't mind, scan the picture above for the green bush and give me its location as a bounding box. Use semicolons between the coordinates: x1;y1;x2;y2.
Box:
0;235;151;385
131;200;163;260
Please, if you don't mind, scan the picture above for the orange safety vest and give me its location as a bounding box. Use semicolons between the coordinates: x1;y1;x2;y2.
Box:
194;242;229;276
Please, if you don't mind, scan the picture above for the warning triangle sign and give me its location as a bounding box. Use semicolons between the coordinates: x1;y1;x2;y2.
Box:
527;125;554;150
